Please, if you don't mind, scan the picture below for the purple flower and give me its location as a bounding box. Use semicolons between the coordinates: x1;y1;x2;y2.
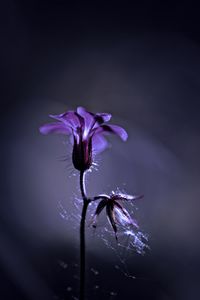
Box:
92;192;143;240
39;107;128;171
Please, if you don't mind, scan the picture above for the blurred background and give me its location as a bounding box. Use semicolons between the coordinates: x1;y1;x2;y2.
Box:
1;1;200;299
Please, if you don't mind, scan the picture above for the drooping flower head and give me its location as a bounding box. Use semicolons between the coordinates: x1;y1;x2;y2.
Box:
39;107;128;171
92;192;143;240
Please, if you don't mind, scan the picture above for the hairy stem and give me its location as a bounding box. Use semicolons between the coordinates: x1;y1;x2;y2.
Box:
80;170;87;201
79;171;89;300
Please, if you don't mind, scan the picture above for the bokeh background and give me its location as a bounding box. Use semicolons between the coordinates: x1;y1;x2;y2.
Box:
1;1;200;299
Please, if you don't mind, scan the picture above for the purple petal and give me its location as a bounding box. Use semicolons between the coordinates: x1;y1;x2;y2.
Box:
95;124;128;141
39;122;71;135
77;107;96;138
91;112;112;130
50;111;82;129
96;112;112;123
92;133;109;154
77;107;113;135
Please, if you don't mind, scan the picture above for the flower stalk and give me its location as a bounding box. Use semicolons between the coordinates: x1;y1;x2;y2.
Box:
79;171;90;300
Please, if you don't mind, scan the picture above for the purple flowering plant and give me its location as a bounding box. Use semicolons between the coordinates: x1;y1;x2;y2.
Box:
40;106;145;300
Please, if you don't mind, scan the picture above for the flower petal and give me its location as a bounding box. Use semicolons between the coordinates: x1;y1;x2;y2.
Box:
39;122;71;135
50;111;82;130
77;107;113;136
95;124;128;141
95;112;112;123
92;133;109;154
77;107;96;138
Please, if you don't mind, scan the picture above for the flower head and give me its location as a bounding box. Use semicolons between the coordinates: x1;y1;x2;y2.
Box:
92;192;143;240
39;107;128;171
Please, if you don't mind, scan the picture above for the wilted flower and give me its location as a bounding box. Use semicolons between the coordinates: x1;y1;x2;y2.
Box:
92;192;143;240
39;107;128;171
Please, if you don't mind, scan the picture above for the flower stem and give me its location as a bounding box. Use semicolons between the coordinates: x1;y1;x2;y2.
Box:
80;170;87;201
79;171;89;300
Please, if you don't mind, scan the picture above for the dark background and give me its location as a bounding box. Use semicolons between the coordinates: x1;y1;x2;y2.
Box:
1;1;200;299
